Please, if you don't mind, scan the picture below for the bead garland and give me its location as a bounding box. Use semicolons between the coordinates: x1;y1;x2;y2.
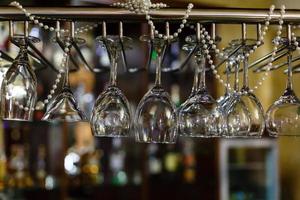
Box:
112;0;168;14
188;5;284;94
9;1;100;35
112;0;194;40
6;1;292;109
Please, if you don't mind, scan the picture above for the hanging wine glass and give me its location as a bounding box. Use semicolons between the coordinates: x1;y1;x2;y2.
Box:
42;21;87;122
42;53;87;122
178;52;224;138
1;21;38;121
223;54;251;138
237;24;265;138
240;50;265;138
135;24;177;143
176;33;202;119
90;34;132;137
215;58;235;137
178;23;224;138
266;25;300;136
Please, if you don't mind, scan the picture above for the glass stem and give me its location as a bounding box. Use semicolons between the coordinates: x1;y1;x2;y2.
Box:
191;63;200;95
286;51;293;90
154;51;162;87
234;62;240;92
242;54;249;91
198;55;206;91
109;50;118;87
64;55;70;88
225;62;230;95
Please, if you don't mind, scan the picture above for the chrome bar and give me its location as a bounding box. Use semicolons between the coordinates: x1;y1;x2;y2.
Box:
1;7;300;23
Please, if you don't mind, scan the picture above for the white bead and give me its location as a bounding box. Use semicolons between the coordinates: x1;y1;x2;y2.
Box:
270;5;275;11
24;107;29;111
50;90;55;94
180;24;184;29
53;85;57;89
177;29;182;33
34;20;39;24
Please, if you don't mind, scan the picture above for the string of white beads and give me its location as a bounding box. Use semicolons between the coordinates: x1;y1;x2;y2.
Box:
189;5;282;93
10;1;100;35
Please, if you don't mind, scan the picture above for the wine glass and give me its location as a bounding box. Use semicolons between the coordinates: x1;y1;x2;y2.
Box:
266;49;300;136
90;35;132;137
1;34;38;121
238;40;265;138
42;54;87;122
178;50;224;138
223;53;251;138
135;33;177;143
176;35;202;117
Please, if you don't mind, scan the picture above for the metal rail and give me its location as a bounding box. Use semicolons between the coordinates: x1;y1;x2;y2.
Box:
0;6;300;23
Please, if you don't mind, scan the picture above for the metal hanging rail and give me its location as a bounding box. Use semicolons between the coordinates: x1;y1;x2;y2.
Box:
0;6;300;23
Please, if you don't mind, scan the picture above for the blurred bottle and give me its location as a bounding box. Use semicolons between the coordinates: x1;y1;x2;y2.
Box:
109;138;128;186
163;144;182;184
182;139;196;184
148;144;162;183
36;145;47;188
81;149;103;186
7;145;33;189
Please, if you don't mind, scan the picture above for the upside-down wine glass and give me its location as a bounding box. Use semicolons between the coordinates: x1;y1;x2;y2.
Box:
135;24;177;143
90;35;132;137
178;23;224;138
266;25;300;136
42;53;86;122
1;21;38;121
240;47;265;138
223;53;251;138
